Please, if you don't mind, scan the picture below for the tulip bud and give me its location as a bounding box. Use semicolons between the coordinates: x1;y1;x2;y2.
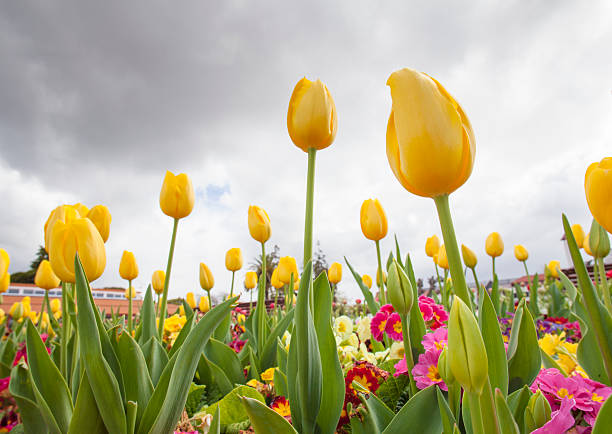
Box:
571;224;586;249
159;171;195;219
583;236;594;257
387;260;413;316
436;245;449;269
386;68;475;198
278;256;299;284
287;77;337;152
9;302;23;320
179;305;185;316
34;260;60;290
447;296;488;394
152;270;166;294
248;205;271;243
425;235;440;258
328;262;342;284
485;232;504;258
271;267;283;289
293;278;300;292
44;205;81;253
199;296;210;313
125;287;136;299
514;245;528;262
437;347;455;385
87;205;112;242
72;203;90;216
461;244;477;269
589;219;610;258
225;248;243;272
362;274;373;289
186;292;196;309
524;391;551;433
0;308;5;324
119;251;139;281
0;248;9;279
547;260;561;279
50;298;61;314
199;263;214;291
376;268;387;287
360;199;388;241
0;272;10;293
244;271;258;290
585;157;612;234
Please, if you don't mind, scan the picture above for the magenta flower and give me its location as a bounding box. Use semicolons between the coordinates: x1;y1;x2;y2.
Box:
422;327;448;352
411;348;447;391
418;296;448;329
385;313;403;341
371;310;390;342
531;398;576;434
380;304;395;314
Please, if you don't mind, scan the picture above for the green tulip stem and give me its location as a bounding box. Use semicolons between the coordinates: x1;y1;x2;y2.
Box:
492;257;496;280
467;391;485;434
597;257;612;314
60;281;69;378
249;290;253;313
303;148;317;269
207;289;212;309
157;217;179;338
38;290;49;334
594;260;600;289
522;261;530;280
400;313;418;395
128;280;133;334
471;267;481;306
434;262;443;298
376;240;386;304
433;194;473;311
230;271;235;298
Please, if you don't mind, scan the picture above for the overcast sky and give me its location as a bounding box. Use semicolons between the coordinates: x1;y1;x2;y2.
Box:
1;1;611;302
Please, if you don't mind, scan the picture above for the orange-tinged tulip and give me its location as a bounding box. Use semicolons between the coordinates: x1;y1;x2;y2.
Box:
271;267;283;289
360;199;388;241
49;217;106;283
199;263;214;291
199;296;210;313
362;274;373;289
548;260;561;278
328;262;342;284
152;270;165;294
248;205;271;243
425;235;440;258
386;68;475;198
119;251;139;281
159;171;195;219
72;203;89;216
514;245;529;262
585;157;612;234
50;298;61;314
436;245;449;269
186;292;196;309
244;271;258;290
225;248;243;272
87;205;112;242
461;244;477;269
485;232;504;258
34;260;60;290
0;272;9;293
570;224;586;249
278;256;299;284
125;287;136;299
44;205;81;252
287;77;337;152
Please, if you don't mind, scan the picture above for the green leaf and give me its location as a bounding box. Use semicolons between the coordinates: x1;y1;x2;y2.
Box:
507;300;541;393
196;385;265;425
540;349;568;376
259;309;295;370
436;387;456;434
242;396;297;434
277;340;288;374
287;324;302;433
491;274;501;315
248;346;260;380
68;372;108;434
593;394;612;433
274;368;289;398
345;257;379;314
494;388;520;434
578;326;608;383
185;383;207;417
141;337;169;386
137;286;157;347
359;386;395;432
382;386;442;434
376;360;408;411
507;385;532;434
478;287;509;396
204;338;245;385
9;363;49;434
213;313;232;343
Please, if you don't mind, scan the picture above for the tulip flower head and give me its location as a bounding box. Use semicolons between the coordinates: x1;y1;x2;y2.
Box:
387;260;413;315
589;219;610;258
328;262;342;284
514;245;529;262
0;272;9;294
436;245;449;270
199;296;210;313
386;68;475;198
72;203;89;216
152;270;166;295
547;260;561;278
225;248;243;272
287;77;337;152
271;267;284;290
248;205;271;243
583;236;594;257
34;260;60;290
570;224;586;249
244;271;258;290
425;235;440;258
0;248;9;279
362;274;373;289
485;232;504;258
376;268;387;288
119;250;139;281
125;287;137;299
186;292;196;309
87;205;112;242
159;171;195;219
44;205;81;252
360;199;388;241
461;244;477;269
278;256;298;284
585;157;612;234
50;298;61;314
199;263;214;291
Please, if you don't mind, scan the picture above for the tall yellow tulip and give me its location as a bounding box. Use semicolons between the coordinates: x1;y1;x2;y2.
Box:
119;251;139;281
362;274;373;289
0;248;9;278
461;245;477;269
50;298;61;314
278;256;299;285
87;205;112;242
436;245;449;269
248;206;271;244
360;199;388;241
585;157;612;234
199;296;210;313
72;203;89;216
485;232;504;258
49;217;106;283
44;205;81;252
571;224;586;249
152;270;166;295
35;260;60;290
186;292;196;309
244;271;258;290
0;272;9;293
125;287;137;299
199;263;214;291
271;267;283;289
159;171;195;219
425;235;440;258
225;248;243;272
328;262;342;284
514;245;529;262
547;260;561;279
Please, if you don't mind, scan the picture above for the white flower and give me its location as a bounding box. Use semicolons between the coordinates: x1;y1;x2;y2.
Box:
356;316;372;342
334;315;353;341
389;342;405;360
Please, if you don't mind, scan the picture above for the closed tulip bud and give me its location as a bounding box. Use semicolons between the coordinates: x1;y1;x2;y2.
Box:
119;251;139;281
0;308;4;324
125;287;136;299
425;235;440;258
0;272;10;293
328;262;342;284
34;260;60;290
437;348;455;385
159;171;195;219
50;298;61;314
376;268;387;287
447;296;488;394
186;292;196;309
225;248;243;272
199;296;210;313
87;205;112;242
360;199;388;241
248;205;271;243
524;391;552;433
49;217;106;283
585;157;612;234
152;270;166;294
179;305;185;316
589;219;610;258
583;236;594;257
244;271;258;290
514;245;529;262
72;203;89;216
278;256;299;284
199;263;214;291
461;244;477;269
387;259;413;315
0;248;9;279
287;77;337;152
44;205;81;252
9;302;23;320
271;267;283;289
386;68;475;198
293;278;300;292
547;260;561;279
571;224;586;249
436;245;449;270
362;274;373;289
485;232;504;258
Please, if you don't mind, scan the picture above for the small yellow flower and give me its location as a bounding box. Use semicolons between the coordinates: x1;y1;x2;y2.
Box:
260;367;276;382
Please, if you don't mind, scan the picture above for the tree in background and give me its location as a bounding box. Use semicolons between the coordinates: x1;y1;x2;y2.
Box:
313;241;328;279
10;245;48;283
250;244;280;300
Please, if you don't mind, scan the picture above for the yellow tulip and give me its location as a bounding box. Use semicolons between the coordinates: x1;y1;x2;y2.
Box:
49;217;106;283
179;305;185;317
485;232;504;258
386;68;475;198
583;236;594;257
461;244;477;269
125;287;136;299
43;205;81;252
186;292;196;309
152;270;166;294
425;235;440;258
362;274;373;289
34;260;60;290
248;205;271;243
293;278;300;292
0;248;9;279
199;263;214;291
548;260;561;279
244;271;258;290
0;272;10;293
0;308;5;324
9;302;23;320
328;262;342;284
87;205;112;242
199;296;210;313
278;256;299;284
359;199;388;241
436;245;449;269
514;245;529;262
50;298;61;314
271;267;283;289
225;248;243;272
287;77;337;152
72;203;90;216
585;157;612;234
570;224;585;249
119;251;139;281
159;171;195;219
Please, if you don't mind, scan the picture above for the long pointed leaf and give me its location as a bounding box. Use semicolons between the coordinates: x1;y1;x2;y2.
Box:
9;362;49;434
345;257;379;314
242;396;298;434
138;286;156;347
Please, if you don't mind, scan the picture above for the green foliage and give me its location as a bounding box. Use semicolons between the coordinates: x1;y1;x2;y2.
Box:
195;385;266;428
185;383;207;417
376;359;409;411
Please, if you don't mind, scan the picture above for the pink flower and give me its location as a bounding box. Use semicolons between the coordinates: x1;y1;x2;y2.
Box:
371;311;390;342
411;348;447;391
422;327;448;352
0;376;9;393
418;296;448;329
532;398;576;434
385;313;403;341
380;304;395;314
